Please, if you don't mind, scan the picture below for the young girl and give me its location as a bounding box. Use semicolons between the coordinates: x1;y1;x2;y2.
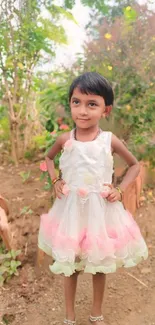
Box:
38;72;148;325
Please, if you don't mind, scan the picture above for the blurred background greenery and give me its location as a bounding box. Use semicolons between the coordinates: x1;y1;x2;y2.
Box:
0;0;155;167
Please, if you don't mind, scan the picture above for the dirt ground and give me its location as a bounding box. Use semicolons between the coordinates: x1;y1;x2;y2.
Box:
0;163;155;325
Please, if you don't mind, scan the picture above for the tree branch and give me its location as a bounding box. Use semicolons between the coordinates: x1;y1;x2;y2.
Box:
17;53;40;120
0;52;16;122
8;17;19;106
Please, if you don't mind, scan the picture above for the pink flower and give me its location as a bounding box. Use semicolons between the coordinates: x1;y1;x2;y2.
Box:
40;161;47;172
59;124;70;130
101;191;109;198
78;188;88;198
100;185;110;198
62;184;70;196
50;130;56;136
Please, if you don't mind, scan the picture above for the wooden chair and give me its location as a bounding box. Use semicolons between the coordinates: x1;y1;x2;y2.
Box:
118;161;146;215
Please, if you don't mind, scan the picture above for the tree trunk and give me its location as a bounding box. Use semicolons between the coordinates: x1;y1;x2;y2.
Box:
10;120;18;166
24;120;30;152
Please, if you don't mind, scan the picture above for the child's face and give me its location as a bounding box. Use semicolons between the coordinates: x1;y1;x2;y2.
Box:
70;88;111;129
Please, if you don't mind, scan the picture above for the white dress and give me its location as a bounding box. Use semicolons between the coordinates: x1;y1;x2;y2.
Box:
38;130;148;276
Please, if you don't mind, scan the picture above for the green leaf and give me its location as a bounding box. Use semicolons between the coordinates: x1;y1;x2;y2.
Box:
15;250;21;257
20;206;30;215
17;62;24;70
44;183;51;191
81;0;109;13
15;261;21;267
10;260;18;270
10;249;21;259
0;252;11;260
10;250;16;259
3;261;11;267
124;7;137;23
40;172;47;181
38;18;67;44
5;56;14;68
19;171;31;183
20;206;33;215
63;0;75;9
0;265;8;275
47;5;77;24
27;209;33;215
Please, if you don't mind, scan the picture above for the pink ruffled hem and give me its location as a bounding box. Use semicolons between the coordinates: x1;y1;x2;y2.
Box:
39;212;143;257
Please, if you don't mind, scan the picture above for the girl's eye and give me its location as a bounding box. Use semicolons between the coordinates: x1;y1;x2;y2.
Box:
72;100;79;105
89;102;97;107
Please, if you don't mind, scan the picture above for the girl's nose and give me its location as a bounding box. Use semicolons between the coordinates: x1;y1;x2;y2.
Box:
79;105;88;115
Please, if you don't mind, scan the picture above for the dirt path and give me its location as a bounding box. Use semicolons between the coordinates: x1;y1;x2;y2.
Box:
0;163;155;325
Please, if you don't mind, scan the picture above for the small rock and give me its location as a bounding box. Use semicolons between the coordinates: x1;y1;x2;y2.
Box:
108;282;116;290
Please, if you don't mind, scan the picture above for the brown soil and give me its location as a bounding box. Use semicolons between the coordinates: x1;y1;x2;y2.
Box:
0;163;155;325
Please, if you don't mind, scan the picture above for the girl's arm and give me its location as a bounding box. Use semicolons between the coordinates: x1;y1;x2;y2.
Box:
107;134;140;203
46;132;69;180
111;134;140;192
45;136;62;181
45;133;69;199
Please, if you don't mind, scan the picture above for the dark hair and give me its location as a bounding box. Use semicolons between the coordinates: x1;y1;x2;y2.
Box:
69;72;114;106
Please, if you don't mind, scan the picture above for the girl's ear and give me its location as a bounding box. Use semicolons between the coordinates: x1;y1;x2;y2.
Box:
102;105;112;117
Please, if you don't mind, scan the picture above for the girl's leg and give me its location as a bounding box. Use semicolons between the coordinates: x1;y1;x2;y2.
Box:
64;272;79;321
91;273;106;323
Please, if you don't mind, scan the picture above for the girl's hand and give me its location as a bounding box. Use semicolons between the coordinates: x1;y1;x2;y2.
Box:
106;187;122;203
54;179;65;199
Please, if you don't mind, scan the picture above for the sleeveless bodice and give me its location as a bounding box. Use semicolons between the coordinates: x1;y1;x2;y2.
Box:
59;131;114;192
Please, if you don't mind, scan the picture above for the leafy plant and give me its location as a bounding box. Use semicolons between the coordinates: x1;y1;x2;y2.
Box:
20;206;33;215
80;4;155;166
2;313;15;324
0;1;75;164
0;243;21;286
19;171;31;183
24;150;35;160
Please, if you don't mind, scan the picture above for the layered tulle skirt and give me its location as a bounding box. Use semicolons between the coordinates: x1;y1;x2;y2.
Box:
38;191;148;276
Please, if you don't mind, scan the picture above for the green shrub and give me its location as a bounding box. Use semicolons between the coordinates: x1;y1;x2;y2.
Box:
0;243;21;286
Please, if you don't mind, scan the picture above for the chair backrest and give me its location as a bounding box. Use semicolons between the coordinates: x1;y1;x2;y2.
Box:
115;161;147;215
123;161;147;215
